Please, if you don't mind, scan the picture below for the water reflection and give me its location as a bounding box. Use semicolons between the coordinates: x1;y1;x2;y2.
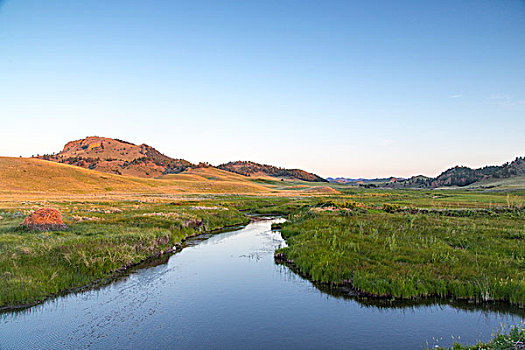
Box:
278;263;525;316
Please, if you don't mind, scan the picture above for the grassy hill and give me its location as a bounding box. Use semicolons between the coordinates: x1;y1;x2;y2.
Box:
157;167;274;194
0;157;273;198
0;157;156;194
0;157;341;199
217;160;327;182
466;175;525;190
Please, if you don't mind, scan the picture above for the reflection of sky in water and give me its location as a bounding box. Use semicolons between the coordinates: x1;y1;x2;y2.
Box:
1;219;523;350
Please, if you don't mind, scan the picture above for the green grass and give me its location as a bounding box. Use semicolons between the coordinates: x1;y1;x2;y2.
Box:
277;205;525;304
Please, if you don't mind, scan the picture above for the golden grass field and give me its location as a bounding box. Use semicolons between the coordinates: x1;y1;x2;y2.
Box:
0;157;340;201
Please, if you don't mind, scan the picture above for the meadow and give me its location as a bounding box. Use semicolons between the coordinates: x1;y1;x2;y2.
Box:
1;186;523;310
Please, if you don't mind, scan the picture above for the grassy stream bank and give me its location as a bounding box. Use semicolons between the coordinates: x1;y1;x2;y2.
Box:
0;199;255;309
276;205;525;305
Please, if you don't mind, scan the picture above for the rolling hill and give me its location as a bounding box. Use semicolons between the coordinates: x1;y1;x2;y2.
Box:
37;137;327;183
0;157;339;199
0;157;158;195
0;157;273;198
0;136;335;198
217;161;327;182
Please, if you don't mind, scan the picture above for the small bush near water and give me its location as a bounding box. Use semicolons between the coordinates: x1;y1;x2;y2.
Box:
431;323;525;349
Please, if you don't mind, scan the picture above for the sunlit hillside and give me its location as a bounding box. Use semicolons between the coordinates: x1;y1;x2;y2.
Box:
0;157;156;194
0;157;341;200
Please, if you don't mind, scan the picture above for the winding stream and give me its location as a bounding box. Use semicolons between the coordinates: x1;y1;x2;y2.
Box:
1;218;523;349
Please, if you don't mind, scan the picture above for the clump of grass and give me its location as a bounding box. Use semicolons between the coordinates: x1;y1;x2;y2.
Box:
317;199;364;210
382;203;404;213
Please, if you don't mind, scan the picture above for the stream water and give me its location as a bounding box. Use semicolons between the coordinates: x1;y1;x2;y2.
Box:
0;218;523;349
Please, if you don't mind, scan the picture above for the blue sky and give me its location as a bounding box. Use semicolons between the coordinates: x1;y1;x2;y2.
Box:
0;0;524;178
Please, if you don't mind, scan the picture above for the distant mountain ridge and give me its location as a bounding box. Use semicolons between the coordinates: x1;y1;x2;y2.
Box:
217;161;327;182
386;157;525;189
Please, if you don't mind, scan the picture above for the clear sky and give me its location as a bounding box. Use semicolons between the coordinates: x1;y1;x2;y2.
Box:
0;0;524;178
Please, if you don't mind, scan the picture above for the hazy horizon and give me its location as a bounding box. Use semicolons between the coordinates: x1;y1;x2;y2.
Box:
1;1;524;178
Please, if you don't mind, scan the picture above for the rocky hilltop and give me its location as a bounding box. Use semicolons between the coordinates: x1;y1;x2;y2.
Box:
217;161;327;182
39;136;193;178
